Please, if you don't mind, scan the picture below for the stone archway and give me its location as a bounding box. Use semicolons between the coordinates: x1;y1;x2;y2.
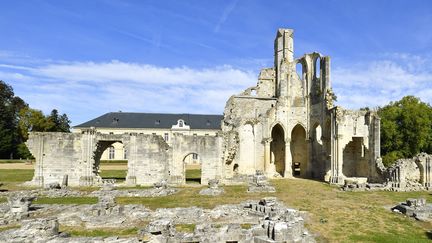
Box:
342;137;369;177
93;140;126;183
291;124;308;178
271;124;285;177
183;152;201;184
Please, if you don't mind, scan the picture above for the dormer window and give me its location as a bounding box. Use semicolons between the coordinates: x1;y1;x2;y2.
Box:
112;118;119;125
155;120;160;125
178;120;184;127
206;120;211;126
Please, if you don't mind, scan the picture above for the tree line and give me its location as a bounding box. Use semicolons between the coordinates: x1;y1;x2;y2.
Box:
0;80;71;159
378;96;432;166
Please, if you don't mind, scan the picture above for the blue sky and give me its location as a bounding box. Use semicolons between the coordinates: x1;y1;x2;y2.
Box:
1;0;431;126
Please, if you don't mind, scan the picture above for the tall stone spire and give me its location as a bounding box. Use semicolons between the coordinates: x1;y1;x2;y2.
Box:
274;29;294;98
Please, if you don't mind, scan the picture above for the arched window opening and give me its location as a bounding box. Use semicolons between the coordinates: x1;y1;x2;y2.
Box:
296;62;303;80
315;124;322;145
315;57;321;79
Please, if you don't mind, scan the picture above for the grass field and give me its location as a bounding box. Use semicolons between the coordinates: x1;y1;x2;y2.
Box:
100;170;127;182
0;160;33;164
0;168;431;242
34;197;98;204
185;169;201;184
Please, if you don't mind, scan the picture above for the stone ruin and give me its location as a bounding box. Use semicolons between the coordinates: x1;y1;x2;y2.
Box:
24;28;386;190
6;193;35;220
384;153;432;191
199;179;224;196
247;170;276;193
139;197;314;243
392;198;432;222
0;195;314;242
342;153;432;192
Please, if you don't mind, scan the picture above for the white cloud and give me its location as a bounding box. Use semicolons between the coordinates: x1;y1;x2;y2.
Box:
2;61;257;125
332;54;432;109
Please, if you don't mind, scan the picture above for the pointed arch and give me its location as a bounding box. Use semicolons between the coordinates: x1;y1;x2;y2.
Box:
291;124;308;178
271;123;285;176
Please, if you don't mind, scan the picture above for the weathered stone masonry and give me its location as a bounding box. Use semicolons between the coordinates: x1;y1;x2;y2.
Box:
222;29;382;185
26;129;223;187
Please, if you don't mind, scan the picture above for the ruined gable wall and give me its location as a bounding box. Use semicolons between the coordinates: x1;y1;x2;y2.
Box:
125;134;171;186
26;132;172;187
26;132;87;187
222;92;277;177
332;108;382;182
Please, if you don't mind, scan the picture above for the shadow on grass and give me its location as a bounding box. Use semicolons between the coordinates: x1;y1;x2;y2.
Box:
186;178;201;184
426;231;432;239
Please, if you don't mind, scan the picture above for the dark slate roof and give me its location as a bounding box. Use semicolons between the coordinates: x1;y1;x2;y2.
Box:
74;112;223;130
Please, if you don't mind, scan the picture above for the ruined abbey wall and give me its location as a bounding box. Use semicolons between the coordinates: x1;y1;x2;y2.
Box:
221;29;382;184
25;28;394;188
26;130;223;187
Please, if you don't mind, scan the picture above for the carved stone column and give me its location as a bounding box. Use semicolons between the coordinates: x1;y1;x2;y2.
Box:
263;138;272;176
284;138;293;178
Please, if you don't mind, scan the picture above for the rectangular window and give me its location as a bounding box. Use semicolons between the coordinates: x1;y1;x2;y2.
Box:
109;146;115;160
164;133;169;142
192;153;198;159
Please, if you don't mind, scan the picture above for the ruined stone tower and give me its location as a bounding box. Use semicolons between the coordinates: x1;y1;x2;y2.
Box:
222;28;381;184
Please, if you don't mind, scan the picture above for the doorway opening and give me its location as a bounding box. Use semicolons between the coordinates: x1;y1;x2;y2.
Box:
271;124;285;177
183;153;201;184
291;124;308;178
342;137;369;177
95;141;127;183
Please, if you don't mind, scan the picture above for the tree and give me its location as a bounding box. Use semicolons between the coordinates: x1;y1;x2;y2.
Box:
378;96;432;166
0;80;72;159
45;109;71;132
0;80;29;158
18;107;47;140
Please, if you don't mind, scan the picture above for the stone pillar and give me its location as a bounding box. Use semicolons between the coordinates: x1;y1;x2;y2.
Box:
79;128;97;186
335;134;344;184
126;134;137;185
284;138;293;178
264;138;272;176
35;134;45;187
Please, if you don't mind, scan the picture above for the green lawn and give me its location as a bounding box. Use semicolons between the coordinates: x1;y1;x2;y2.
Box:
59;226;138;237
116;185;271;209
0;169;34;191
0;169;34;182
185;169;201;184
0;159;33;163
100;160;128;164
100;170;127;182
34;197;98;205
